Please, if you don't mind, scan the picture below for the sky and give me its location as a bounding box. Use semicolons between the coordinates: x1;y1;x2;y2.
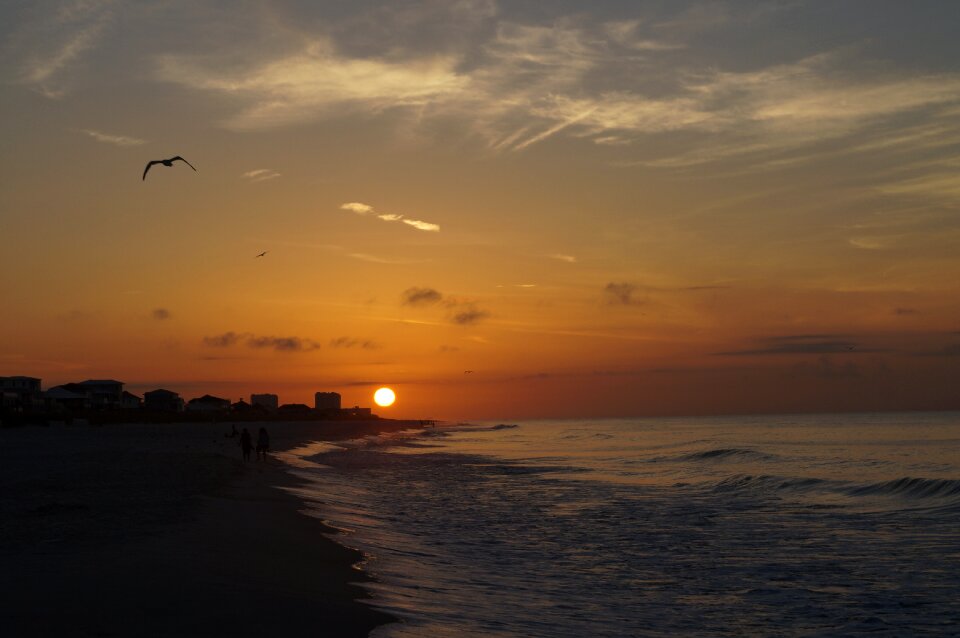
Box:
2;0;960;420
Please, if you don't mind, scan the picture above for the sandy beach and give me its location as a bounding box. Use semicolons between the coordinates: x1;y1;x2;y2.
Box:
0;419;422;637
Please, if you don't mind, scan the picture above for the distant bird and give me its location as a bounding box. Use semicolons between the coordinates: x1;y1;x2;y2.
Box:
255;251;268;258
464;370;474;374
142;156;197;180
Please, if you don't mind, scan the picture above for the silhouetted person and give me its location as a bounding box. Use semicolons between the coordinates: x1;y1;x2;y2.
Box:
256;427;270;461
240;428;253;462
142;155;197;180
226;424;238;438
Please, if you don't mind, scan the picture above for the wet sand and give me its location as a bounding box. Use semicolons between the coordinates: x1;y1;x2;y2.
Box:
0;419;423;637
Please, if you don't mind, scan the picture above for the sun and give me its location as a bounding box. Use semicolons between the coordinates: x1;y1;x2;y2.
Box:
374;387;396;407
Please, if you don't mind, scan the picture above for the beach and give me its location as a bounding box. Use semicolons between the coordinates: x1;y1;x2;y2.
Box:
0;419;421;638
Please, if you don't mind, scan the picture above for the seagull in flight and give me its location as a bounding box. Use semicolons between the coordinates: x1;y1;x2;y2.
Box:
255;251;268;258
142;156;197;180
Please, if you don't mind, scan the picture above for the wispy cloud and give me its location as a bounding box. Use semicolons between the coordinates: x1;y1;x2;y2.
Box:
603;282;643;306
329;336;380;349
80;129;146;146
202;332;320;352
247;335;320;352
341;202;375;214
152;12;960;171
16;0;116;97
717;335;882;356
401;287;443;306
347;252;426;265
242;168;281;183
401;286;491;324
340;202;440;232
203;332;242;347
548;254;577;263
157;40;467;130
450;306;490;325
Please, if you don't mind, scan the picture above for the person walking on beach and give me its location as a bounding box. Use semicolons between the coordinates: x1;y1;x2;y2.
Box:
256;427;270;462
240;427;253;462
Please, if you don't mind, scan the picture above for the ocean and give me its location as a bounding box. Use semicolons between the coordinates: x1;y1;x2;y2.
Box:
281;413;960;637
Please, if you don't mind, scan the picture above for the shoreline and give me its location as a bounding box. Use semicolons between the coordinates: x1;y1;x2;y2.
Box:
0;419;426;637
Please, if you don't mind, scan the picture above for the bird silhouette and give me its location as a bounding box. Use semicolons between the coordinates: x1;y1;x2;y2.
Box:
142;156;197;180
255;251;268;258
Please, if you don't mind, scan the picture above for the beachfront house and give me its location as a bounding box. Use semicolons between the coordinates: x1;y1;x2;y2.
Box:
144;389;185;412
186;394;231;413
44;386;91;412
121;391;142;410
251;393;279;411
278;403;313;416
0;376;42;411
77;379;124;408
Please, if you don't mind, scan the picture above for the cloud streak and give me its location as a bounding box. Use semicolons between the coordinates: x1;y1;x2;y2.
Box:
202;332;320;352
242;168;280;182
329;336;380;349
16;0;116;97
401;287;443;306
604;282;643;306
716;335;884;356
81;129;146;146
151;12;960;173
340;202;440;232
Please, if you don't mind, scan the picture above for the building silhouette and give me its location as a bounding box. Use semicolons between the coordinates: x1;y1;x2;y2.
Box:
186;394;231;413
315;392;341;412
144;389;185;412
77;380;124;408
0;376;42;411
251;393;279;411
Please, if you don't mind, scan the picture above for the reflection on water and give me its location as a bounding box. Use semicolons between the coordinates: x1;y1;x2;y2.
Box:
283;413;960;637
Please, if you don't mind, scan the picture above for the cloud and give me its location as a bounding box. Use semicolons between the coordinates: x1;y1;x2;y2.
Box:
450;305;490;325
246;336;321;352
849;236;893;250
80;129;146;146
548;254;577;263
157;40;468;130
242;168;281;182
152;308;171;320
203;332;242;347
893;307;920;316
603;282;642;305
202;332;320;352
348;253;426;264
16;0;116;97
341;202;374;215
439;345;460;353
341;202;440;232
402;287;443;306
402;219;441;232
329;336;380;349
151;11;960;174
716;335;882;356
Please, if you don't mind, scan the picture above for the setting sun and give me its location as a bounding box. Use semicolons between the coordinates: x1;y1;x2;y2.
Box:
374;387;396;407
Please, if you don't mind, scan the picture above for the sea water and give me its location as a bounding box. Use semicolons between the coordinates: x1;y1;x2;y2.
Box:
282;413;960;636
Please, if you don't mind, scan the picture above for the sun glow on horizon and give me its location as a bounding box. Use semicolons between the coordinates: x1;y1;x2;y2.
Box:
374;387;396;407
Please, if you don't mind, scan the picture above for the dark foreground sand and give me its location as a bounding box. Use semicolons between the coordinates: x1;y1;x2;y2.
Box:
0;419;423;637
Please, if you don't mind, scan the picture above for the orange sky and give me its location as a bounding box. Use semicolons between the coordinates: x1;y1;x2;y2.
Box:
2;1;960;419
